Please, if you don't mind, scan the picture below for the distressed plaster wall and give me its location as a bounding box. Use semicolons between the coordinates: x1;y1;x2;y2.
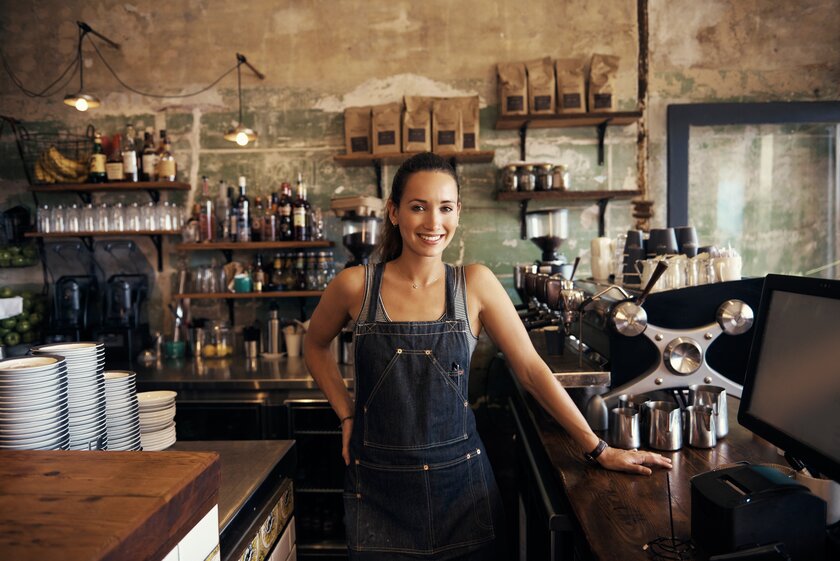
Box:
1;0;838;343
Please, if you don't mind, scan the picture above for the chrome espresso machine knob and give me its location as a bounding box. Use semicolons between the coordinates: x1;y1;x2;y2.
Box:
716;299;755;335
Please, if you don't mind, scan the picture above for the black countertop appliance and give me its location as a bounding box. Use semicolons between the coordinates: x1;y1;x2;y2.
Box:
691;464;826;560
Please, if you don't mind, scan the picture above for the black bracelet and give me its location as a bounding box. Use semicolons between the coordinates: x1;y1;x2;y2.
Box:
338;415;354;428
583;439;608;465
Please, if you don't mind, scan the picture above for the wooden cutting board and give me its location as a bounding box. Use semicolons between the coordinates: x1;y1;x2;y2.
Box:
0;449;221;561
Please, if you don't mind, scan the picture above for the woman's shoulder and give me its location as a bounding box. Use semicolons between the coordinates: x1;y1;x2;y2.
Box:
329;264;367;297
461;263;501;294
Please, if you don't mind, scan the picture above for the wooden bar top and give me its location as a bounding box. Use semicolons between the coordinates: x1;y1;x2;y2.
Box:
527;395;783;560
0;450;221;561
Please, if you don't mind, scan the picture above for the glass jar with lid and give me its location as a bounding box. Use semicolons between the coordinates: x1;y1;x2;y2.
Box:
516;165;536;192
203;320;232;359
535;164;554;191
501;164;518;192
552;165;570;191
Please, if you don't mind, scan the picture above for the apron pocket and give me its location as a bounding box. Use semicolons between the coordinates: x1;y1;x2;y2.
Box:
427;450;495;548
364;349;468;450
352;462;432;553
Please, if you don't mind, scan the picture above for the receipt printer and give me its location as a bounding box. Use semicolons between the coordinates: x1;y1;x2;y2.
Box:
691;464;826;560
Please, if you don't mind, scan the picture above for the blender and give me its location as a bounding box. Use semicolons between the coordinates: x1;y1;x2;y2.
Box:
525;208;569;274
330;195;384;268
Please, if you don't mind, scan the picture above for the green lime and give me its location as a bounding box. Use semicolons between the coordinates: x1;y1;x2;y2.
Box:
15;320;31;334
0;287;13;298
7;246;20;256
21;332;34;344
0;317;16;330
28;312;42;326
3;331;20;346
11;256;26;267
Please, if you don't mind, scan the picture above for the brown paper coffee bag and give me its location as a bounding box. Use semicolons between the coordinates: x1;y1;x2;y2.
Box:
452;95;480;151
526;57;555;114
343;106;371;154
588;54;620;112
402;96;432;152
432;98;462;153
497;62;528;116
372;102;402;154
554;59;586;114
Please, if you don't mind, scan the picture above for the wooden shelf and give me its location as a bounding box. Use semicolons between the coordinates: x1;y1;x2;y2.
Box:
496;189;642;202
29;180;191;193
177;240;333;251
174;291;323;300
494;112;642;130
25;230;179;238
334;150;494;167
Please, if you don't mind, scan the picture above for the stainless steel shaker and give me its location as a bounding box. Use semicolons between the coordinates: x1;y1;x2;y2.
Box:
267;305;281;354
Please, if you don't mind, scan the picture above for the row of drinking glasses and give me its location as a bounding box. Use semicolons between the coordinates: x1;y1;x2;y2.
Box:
36;201;185;233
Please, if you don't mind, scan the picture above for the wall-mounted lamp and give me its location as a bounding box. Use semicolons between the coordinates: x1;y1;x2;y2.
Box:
63;22;120;112
224;53;265;146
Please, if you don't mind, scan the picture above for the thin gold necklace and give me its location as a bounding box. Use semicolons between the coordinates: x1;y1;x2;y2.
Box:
395;265;444;289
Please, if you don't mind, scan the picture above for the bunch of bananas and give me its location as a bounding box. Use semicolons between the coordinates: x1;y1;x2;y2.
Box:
34;146;88;183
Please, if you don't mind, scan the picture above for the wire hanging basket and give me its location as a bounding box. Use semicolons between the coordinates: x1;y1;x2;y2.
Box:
1;116;94;185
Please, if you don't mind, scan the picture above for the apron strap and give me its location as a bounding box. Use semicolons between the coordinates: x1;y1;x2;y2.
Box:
443;264;456;320
367;262;385;323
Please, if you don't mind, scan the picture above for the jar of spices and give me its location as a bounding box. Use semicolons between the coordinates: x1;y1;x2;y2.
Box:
516;165;536;192
502;164;518;192
552;164;570;191
535;164;554;191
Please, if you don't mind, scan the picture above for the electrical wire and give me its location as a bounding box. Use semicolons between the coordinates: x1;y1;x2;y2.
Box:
85;35;240;99
0;26;243;102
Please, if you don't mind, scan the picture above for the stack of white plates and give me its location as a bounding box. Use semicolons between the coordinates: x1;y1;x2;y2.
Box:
0;355;70;450
103;371;142;451
138;390;177;451
30;342;107;451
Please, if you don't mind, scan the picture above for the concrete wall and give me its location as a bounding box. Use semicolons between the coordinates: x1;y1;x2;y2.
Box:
1;0;838;338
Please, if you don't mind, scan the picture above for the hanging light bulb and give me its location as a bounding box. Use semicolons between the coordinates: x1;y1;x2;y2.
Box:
63;93;101;112
224;54;262;146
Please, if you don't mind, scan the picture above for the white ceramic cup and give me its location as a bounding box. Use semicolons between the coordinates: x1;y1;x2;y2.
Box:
284;332;302;357
590;237;614;281
795;471;840;524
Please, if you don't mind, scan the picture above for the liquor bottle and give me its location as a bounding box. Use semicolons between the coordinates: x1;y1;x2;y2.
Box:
158;136;177;181
263;195;278;242
216;180;231;241
227;185;238;241
270;252;284;291
105;133;124;182
282;252;297;291
198;176;215;242
236;176;251;242
251;196;264;242
121;124;139;182
141;130;157;181
252;254;266;293
278;182;292;241
295;250;307;289
89;133;107;183
293;173;309;241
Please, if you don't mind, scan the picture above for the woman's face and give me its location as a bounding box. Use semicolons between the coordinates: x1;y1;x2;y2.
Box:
388;171;461;259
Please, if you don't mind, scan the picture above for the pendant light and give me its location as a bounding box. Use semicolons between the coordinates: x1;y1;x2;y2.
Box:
224;53;264;146
64;22;119;112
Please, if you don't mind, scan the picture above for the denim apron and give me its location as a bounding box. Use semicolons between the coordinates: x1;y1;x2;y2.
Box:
344;263;500;560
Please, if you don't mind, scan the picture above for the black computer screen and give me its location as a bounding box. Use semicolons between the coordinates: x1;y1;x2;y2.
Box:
739;275;840;483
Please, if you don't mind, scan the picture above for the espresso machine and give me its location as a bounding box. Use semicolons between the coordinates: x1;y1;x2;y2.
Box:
330;195;384;267
95;274;149;362
47;275;100;342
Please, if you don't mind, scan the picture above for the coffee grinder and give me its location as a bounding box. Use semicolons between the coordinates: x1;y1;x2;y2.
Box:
95;274;149;362
525;208;569;274
48;275;99;342
330;195;384;268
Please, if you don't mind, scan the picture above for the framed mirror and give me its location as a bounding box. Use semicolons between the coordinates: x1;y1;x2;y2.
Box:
667;102;840;278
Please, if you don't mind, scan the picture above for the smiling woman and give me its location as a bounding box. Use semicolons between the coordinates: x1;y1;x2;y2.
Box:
303;152;672;560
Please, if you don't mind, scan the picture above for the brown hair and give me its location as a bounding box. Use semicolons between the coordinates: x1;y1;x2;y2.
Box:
377;152;460;262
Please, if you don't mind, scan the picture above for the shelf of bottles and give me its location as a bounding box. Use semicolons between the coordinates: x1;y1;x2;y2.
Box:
28;181;191;194
173;290;324;300
25;230;179;238
176;241;333;251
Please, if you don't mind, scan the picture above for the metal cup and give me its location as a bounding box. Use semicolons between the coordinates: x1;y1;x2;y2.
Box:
683;405;717;448
608;407;641;450
689;384;728;438
644;401;682;451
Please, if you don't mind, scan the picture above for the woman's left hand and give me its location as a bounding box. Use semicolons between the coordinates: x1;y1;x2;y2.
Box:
596;446;673;475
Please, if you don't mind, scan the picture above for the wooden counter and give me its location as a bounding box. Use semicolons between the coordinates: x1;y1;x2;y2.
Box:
515;386;782;561
0;450;221;561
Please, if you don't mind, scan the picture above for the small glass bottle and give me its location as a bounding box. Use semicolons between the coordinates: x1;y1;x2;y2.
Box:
502;164;518;192
552;165;570;191
158;137;177;181
121;124;139;182
88;133;107;183
535;164;554;191
516;165;535;192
